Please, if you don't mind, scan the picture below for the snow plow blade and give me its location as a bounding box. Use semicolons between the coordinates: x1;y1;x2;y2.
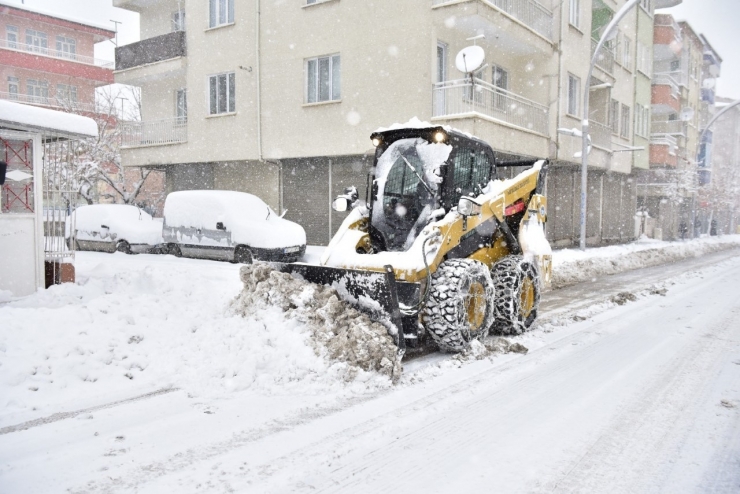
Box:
269;262;406;351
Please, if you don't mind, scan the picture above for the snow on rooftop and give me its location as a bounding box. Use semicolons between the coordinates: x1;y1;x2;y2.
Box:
0;1;115;35
0;100;98;138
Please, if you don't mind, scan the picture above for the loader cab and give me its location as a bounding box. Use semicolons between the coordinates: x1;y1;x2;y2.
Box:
368;127;497;252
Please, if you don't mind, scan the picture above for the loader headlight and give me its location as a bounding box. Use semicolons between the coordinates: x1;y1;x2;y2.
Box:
372;137;382;147
458;196;482;217
433;130;447;143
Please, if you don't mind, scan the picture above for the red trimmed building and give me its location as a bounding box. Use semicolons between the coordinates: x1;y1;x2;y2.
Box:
0;1;114;113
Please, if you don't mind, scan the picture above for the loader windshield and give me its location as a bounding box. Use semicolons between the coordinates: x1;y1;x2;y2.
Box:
371;138;451;251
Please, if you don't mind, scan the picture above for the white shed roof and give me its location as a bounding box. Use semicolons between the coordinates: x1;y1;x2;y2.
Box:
0;100;98;139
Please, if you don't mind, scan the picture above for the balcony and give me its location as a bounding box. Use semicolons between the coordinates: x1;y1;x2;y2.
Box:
432;0;553;41
650;133;678;167
433;78;549;136
591;39;615;75
0;91;99;114
589;120;612;151
0;38;113;68
121;117;187;148
116;31;186;71
651;120;686;136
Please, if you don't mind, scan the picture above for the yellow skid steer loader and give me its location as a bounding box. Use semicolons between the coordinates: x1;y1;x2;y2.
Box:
271;124;552;353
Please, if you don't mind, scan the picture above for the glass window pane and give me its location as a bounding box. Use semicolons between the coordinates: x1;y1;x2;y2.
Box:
331;55;341;100
307;59;317;103
318;57;330;102
228;72;235;112
228;0;234;24
209;76;217;114
209;0;217;27
218;74;227;113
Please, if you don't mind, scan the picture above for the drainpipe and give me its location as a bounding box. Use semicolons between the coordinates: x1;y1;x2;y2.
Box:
256;0;262;162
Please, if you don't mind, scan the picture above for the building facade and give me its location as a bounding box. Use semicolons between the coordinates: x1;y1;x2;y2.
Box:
0;1;115;112
114;0;682;246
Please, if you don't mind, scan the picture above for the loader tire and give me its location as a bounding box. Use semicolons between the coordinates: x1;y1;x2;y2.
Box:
490;255;541;335
422;259;495;352
116;240;132;254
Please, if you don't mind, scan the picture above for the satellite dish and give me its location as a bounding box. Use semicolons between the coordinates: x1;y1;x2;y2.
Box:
455;45;485;74
703;78;716;90
680;107;695;122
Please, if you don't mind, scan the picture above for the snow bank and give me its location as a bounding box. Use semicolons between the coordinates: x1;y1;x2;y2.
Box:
231;264;403;383
551;235;740;287
0;253;391;427
70;204;163;245
163;190;305;249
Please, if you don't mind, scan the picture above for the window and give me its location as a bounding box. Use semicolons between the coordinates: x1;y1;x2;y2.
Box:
209;73;235;114
670;59;680;72
25;29;48;54
306;54;340;103
640;0;652;14
56;83;77;103
637;41;651;76
8;76;18;100
6;25;18;49
567;74;580;116
176;88;188;120
492;64;509;110
620;104;630;138
27;79;48;104
634;104;650;138
436;42;447;84
610;99;620;134
209;0;234;28
614;32;623;65
173;9;186;31
622;37;631;70
55;36;76;60
569;0;580;29
451;148;492;207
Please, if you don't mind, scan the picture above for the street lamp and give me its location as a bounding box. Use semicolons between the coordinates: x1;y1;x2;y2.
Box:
578;0;640;250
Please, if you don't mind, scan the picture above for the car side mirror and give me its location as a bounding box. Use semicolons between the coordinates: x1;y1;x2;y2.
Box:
0;160;6;185
216;222;226;231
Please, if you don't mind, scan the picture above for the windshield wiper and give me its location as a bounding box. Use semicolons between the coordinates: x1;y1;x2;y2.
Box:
401;156;434;196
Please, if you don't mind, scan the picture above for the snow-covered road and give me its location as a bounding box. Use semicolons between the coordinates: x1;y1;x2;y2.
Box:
1;246;739;493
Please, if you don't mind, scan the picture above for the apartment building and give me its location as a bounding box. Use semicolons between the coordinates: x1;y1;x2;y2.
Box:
0;1;114;112
114;0;676;246
636;14;719;240
698;96;739;235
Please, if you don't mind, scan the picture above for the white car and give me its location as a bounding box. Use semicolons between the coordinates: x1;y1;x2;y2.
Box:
162;190;306;263
66;204;164;254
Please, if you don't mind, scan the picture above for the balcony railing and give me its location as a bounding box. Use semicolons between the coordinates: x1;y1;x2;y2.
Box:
432;0;553;40
651;120;686;136
589;120;612;150
0;91;99;113
653;72;680;97
651;133;678;155
116;31;186;71
433;78;549;136
0;38;113;68
121;117;187;148
591;39;615;74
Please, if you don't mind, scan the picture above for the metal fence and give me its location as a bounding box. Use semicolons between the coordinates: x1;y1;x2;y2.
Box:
433;78;549;136
651;120;686;136
432;0;553;39
121;117;187;148
0;91;99;114
652;72;681;97
0;38;113;68
591;39;615;74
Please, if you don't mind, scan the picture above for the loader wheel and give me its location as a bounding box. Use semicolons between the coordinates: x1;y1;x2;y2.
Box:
422;259;495;352
490;255;541;335
168;244;182;257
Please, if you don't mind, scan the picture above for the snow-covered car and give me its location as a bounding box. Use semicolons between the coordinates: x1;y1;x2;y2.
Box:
66;204;164;254
162;190;306;263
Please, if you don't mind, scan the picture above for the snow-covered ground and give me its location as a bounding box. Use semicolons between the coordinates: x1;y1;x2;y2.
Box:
1;236;739;492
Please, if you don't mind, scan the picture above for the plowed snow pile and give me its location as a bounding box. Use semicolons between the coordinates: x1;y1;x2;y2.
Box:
231;264;402;382
552;235;740;287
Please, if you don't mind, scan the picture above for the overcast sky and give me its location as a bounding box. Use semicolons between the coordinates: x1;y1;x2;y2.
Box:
7;0;740;100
